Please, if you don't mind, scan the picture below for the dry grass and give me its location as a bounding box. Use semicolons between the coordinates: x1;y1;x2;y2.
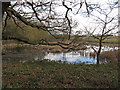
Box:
2;40;88;54
90;49;119;63
100;50;119;62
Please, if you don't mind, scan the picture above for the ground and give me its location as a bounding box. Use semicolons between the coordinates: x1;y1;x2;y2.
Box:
2;59;118;88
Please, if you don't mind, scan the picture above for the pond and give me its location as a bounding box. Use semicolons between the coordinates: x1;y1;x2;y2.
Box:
2;45;119;64
44;45;118;64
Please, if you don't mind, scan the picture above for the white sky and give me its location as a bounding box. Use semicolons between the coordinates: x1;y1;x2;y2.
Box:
11;0;118;35
69;0;118;35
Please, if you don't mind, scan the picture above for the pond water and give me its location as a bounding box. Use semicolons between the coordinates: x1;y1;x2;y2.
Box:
3;45;119;64
44;52;97;64
44;45;119;64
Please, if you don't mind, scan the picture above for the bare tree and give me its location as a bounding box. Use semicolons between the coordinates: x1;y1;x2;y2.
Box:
83;2;118;64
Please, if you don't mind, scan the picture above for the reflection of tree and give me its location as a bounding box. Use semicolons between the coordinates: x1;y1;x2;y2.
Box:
62;53;66;61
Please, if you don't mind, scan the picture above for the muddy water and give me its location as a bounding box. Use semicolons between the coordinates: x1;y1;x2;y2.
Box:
2;45;119;64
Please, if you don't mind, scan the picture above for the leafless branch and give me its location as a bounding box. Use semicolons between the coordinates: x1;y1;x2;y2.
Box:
62;0;72;40
91;46;97;54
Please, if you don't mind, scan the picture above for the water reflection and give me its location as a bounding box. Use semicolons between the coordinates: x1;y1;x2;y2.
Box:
44;45;119;64
44;51;97;64
2;45;119;64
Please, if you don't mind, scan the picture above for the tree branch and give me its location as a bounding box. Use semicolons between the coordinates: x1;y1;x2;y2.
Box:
62;0;72;40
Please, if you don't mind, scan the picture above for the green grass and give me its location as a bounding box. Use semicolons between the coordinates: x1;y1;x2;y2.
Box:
2;59;118;88
2;19;54;44
73;36;119;44
103;39;119;44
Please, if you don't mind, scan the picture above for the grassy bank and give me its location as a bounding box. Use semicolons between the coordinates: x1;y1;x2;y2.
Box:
2;38;119;55
2;40;88;54
76;36;119;44
2;60;118;88
2;19;55;44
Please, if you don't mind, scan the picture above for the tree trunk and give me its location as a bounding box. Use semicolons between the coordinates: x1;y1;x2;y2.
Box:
96;39;102;65
2;2;11;17
97;52;100;65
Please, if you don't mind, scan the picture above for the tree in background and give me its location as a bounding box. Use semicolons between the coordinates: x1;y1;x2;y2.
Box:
82;1;118;64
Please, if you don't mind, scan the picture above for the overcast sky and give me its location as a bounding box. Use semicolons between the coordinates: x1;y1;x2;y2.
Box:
12;0;118;35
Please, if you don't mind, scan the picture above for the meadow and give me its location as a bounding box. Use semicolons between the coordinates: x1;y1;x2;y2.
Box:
2;59;118;88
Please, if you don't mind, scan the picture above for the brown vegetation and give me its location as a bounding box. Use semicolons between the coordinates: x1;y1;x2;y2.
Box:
2;40;87;54
90;49;119;63
99;50;119;62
